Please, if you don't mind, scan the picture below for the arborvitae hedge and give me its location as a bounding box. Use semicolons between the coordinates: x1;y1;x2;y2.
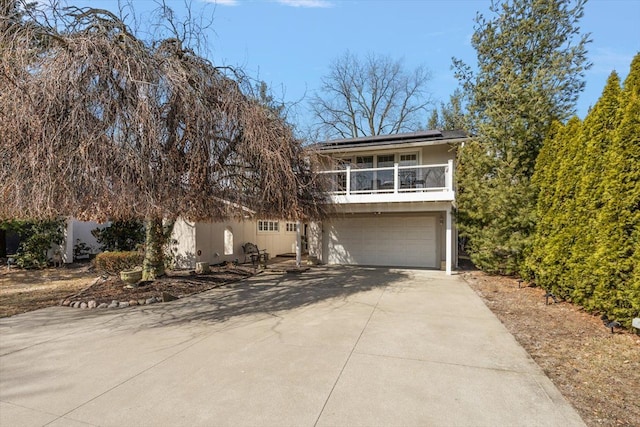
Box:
528;54;640;327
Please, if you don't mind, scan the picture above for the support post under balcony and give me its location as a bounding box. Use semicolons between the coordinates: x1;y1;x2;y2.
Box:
446;159;454;192
445;207;452;275
345;165;351;196
393;163;399;193
296;221;302;267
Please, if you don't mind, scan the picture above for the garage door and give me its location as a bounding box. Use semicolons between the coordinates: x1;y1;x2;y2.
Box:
324;215;437;268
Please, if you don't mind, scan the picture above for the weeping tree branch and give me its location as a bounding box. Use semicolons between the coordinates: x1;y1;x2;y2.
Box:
1;3;327;278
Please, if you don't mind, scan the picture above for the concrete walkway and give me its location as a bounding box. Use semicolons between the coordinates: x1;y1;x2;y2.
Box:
0;267;585;427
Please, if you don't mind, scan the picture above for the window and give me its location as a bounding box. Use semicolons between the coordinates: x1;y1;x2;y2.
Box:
399;153;419;188
399;153;418;166
258;220;279;233
376;154;395;188
353;156;374;191
285;222;298;232
224;227;233;255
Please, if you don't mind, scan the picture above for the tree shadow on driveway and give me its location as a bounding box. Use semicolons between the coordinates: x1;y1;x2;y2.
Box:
0;266;413;338
112;266;411;330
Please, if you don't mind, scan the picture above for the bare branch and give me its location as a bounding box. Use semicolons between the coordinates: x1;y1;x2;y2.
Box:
310;51;433;139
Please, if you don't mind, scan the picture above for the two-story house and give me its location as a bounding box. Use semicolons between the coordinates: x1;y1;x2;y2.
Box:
307;130;468;274
161;130;467;272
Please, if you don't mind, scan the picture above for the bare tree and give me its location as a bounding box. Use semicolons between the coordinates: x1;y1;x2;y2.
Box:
309;51;432;139
0;3;326;279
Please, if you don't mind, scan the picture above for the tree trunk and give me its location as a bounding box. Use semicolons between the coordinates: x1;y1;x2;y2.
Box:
142;218;166;281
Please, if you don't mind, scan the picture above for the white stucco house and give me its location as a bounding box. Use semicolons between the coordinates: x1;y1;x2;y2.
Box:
169;130;467;274
169;218;303;269
307;130;467;274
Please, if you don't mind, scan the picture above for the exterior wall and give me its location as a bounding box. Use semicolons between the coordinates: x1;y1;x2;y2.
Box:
63;219;107;263
170;218;300;269
312;145;459;271
194;220;256;266
169;219;197;269
255;221;300;256
418;144;456;164
320;143;456;167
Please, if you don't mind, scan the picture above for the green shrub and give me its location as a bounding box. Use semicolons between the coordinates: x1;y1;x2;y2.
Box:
2;219;65;269
91;220;145;252
93;251;143;275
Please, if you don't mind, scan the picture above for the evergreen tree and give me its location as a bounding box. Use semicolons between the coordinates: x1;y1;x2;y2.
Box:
589;55;640;324
528;53;640;326
527;117;583;295
453;0;590;275
427;89;466;130
566;72;622;308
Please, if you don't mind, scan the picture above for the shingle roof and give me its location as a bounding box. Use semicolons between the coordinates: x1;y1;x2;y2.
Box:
313;130;468;151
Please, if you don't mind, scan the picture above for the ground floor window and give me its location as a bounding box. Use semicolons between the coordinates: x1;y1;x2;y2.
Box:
224;227;233;255
258;220;279;233
285;222;298;232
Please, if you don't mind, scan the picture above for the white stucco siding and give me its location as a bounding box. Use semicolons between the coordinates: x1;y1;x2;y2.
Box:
62;219;107;263
194;220;256;265
255;229;298;256
418;144;455;164
169;219;197;269
322;214;438;268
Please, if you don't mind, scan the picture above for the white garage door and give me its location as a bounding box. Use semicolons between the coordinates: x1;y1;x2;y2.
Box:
324;215;437;268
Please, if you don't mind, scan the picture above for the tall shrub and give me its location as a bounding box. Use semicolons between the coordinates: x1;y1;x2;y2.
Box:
588;57;640;323
92;220;145;252
526;118;584;297
566;73;622;308
529;53;640;326
9;219;65;269
453;0;590;275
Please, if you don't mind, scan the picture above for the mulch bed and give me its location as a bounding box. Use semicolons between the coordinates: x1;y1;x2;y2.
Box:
62;265;255;306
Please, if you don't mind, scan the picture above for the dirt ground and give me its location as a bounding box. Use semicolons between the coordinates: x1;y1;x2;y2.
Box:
1;263;639;426
0;262;254;317
462;269;640;427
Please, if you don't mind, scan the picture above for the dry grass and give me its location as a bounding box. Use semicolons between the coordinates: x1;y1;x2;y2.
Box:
463;269;640;427
0;264;98;317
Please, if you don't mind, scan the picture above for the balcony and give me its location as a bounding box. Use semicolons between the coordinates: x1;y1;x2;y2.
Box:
320;160;454;204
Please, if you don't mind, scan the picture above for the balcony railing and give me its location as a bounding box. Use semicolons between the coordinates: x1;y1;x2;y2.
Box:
320;160;454;204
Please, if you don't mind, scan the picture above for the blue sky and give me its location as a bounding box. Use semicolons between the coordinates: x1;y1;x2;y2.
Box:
73;0;640;132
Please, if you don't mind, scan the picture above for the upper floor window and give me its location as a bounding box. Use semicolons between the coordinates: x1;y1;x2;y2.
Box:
399;153;418;166
399;153;419;188
258;220;279;233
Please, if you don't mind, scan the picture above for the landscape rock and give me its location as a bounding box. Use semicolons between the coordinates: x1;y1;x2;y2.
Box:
72;301;80;308
108;301;119;309
88;300;97;309
61;299;71;306
80;302;87;309
129;300;138;306
146;297;157;305
97;303;108;309
138;299;146;305
161;292;178;302
119;301;129;308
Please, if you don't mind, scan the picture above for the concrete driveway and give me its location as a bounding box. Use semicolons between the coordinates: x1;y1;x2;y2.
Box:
1;267;585;427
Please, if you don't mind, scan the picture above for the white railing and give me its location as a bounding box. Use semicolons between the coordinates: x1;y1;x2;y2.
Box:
321;160;454;198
